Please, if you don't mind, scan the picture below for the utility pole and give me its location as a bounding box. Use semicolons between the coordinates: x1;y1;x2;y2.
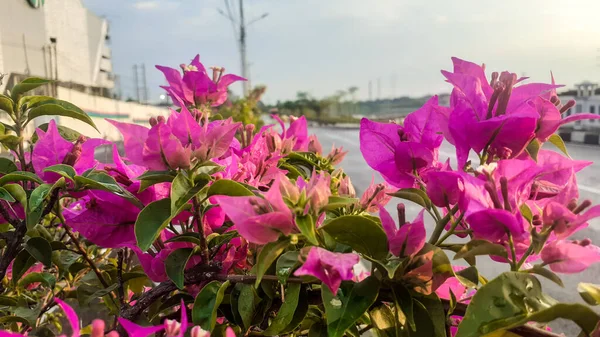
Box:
141;63;148;104
368;80;372;101
133;65;139;103
219;0;268;97
377;77;381;100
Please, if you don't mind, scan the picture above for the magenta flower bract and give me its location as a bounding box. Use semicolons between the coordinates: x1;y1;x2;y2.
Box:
294;246;359;295
215;179;295;244
359;96;442;188
359;178;392;212
541;239;600;273
156;54;245;108
467;208;527;242
379;206;426;257
424;171;465;208
273;115;309;151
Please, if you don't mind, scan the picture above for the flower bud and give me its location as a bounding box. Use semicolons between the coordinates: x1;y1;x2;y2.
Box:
157;115;166;124
91;319;105;337
308;135;323;155
164;319;181;337
191;326;210;337
149;117;158;126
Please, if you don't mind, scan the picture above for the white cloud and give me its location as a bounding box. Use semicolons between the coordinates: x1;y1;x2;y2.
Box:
132;1;160;10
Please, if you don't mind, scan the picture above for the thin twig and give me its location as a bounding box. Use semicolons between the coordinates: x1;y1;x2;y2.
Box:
192;197;210;263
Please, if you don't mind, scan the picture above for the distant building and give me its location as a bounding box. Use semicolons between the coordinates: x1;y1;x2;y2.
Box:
558;81;600;130
0;0;168;144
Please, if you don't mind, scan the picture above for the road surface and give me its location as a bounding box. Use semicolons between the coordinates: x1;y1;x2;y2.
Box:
310;126;600;335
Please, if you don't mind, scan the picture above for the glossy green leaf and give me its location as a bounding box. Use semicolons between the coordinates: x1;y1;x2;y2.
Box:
320;215;389;260
526;265;564;288
322;277;381;337
526;139;541;161
31;123;81;143
455;265;479;288
295;214;319;245
165;232;203;245
18;272;56;289
11;78;52;101
370;305;396;332
0;316;30;325
519;204;533;224
43;164;76;181
137;170;176;192
276;251;300;284
4;184;26;208
388;188;431;210
324;196;358;211
279;288;309;334
391;283;415;331
0;94;14;114
25;237;53;268
192;280;230;330
27;183;53;228
207;231;238;250
236;284;262;330
12;250;35;285
454;240;508;261
455;272;559;337
253;238;290;287
418;295;446;337
27;99;98;131
0;186;15;202
75;171;143;208
135;198;172;251
165;248;195;290
578;283;600;305
171;171;208;215
263;283;302;335
308;322;328;337
0;157;17;174
207;179;254;198
0;295;18;306
549;134;569;157
0;171;43;185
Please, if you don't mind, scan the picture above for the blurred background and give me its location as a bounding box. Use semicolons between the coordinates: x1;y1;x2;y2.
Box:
2;1;600;334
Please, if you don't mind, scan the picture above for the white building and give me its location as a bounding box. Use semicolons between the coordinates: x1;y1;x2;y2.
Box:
0;0;168;143
558;81;600;130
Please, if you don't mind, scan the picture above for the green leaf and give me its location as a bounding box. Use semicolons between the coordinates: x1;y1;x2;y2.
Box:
85;283;119;305
236;284;262;330
207;231;238;250
549;134;569;157
370;305;396;332
0;94;14;114
295;214;319;245
455;265;479;288
18;272;56;289
324;196;359;211
135;198;172;251
27;183;53;228
136;170;176;192
11;250;35;285
454;240;508;261
0;316;30;325
171;171;208;215
320;215;389;260
75;171;143;208
25;237;53;268
0;186;15;202
43;164;76;181
388;188;431;210
165;232;203;245
526;139;541;161
322;277;380;337
309;323;329;337
578;282;600;305
279;288;309;334
253;238;290;287
11;77;52;101
263;283;302;335
31;123;81;143
0;157;17;174
4;184;27;207
418;295;446;337
276;251;300;284
0;171;43;185
165;248;195;289
391;283;415;331
207;179;254;198
192;280;230;330
408;299;437;337
27;99;98;131
455;272;560;337
526;265;563;288
519;204;533;224
0;295;18;306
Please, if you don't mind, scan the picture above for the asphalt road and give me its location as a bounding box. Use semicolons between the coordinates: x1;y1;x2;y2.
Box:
310;126;600;335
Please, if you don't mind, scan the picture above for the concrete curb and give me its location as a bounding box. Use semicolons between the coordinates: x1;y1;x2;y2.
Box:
559;130;600;145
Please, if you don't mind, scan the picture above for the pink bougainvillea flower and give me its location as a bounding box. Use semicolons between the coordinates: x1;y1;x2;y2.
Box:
435;266;468;302
191;117;241;162
156;54;245;108
379;205;426;257
294;246;359;294
360;96;442;188
541;239;600;273
308;134;323;154
424;171;465;208
143;122;191;170
438;57;559;167
467;208;527;242
297;171;332;213
119;299;189;337
6;261;43;290
33;120;109;182
359;178;392;212
216;179;295;244
532;150;591;201
337;174;356;198
542;202;600;239
272;114;309;151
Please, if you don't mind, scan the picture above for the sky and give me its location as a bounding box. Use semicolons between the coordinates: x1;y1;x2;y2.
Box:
83;0;600;105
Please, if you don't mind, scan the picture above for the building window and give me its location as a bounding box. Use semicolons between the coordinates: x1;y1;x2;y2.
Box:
576;104;583;113
566;108;572;116
591;106;596;122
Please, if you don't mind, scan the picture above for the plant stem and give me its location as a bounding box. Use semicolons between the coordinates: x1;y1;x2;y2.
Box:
117;249;126;309
435;212;465;246
63;224;111;289
507;232;518;271
428;205;458;244
192;197;211;263
515;246;534;271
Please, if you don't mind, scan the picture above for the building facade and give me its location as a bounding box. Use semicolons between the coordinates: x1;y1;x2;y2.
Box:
558;81;600;130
